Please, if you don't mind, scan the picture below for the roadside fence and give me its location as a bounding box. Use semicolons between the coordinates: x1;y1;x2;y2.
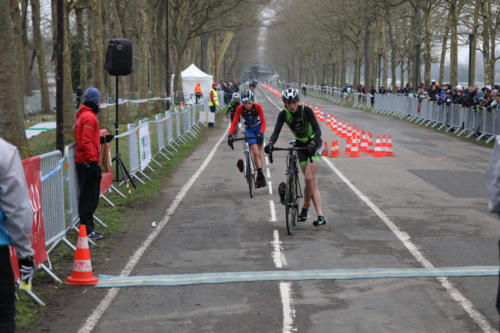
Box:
15;98;205;305
277;81;500;143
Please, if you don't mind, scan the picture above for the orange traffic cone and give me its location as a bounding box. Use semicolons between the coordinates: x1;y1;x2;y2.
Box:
360;131;368;152
346;124;352;140
382;134;387;153
66;225;99;285
322;141;329;156
386;135;395;157
329;140;340;157
337;121;343;136
326;114;331;126
349;138;361;157
373;135;385;157
367;132;374;154
344;139;352;154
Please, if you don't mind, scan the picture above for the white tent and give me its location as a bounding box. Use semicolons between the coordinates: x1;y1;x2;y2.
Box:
181;64;213;103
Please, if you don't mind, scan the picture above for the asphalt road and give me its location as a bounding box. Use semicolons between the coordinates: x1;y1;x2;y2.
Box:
85;86;499;333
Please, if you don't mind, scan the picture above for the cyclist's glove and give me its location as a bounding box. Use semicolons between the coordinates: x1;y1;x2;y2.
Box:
306;142;317;157
18;256;35;290
227;134;234;149
264;143;273;155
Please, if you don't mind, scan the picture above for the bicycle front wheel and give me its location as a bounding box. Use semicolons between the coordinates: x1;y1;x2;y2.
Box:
245;152;255;198
285;173;297;235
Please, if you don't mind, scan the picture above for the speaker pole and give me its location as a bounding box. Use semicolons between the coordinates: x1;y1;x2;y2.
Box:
115;76;120;181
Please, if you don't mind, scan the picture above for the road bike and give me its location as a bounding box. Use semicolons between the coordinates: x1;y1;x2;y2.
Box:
267;142;306;235
229;136;259;198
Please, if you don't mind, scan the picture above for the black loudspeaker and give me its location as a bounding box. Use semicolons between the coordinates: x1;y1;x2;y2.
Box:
104;39;132;76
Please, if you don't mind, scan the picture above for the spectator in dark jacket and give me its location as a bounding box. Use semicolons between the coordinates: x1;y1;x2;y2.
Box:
74;88;113;240
462;87;476;107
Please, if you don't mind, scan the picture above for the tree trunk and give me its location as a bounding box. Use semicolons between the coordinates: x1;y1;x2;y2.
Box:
89;0;105;94
76;7;87;90
487;0;496;85
353;47;360;89
340;34;346;87
481;0;491;85
448;0;458;86
363;23;371;87
137;0;149;103
151;4;161;99
469;1;480;86
63;1;74;138
381;20;388;88
422;3;432;87
21;0;31;96
438;16;450;84
400;56;405;88
388;20;397;89
369;15;380;90
31;0;51;114
2;1;29;156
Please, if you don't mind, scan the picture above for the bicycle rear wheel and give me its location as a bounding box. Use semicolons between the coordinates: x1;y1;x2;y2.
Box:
285;173;297;235
245;152;255;198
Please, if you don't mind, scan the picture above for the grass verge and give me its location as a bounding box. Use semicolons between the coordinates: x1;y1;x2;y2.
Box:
16;113;223;330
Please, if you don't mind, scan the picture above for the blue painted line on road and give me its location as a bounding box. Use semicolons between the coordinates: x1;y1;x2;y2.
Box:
95;266;500;288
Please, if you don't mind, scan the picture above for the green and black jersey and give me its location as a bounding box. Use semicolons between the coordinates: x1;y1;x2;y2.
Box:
226;100;240;117
269;105;322;148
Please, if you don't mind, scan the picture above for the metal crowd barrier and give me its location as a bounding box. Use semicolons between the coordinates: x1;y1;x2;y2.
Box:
18;100;204;303
361;94;500;141
289;81;500;142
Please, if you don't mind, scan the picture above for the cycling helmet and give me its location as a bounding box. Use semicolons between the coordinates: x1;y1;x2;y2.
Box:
232;92;240;99
282;88;299;103
241;90;253;102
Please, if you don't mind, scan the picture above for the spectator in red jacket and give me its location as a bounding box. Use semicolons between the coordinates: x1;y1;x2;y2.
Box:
74;87;113;240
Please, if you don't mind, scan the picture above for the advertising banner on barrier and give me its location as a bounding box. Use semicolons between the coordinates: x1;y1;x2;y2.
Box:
99;129;113;194
139;122;152;171
10;156;49;273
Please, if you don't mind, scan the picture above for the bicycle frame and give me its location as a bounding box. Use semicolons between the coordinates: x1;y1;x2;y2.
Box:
231;135;259;198
267;143;306;234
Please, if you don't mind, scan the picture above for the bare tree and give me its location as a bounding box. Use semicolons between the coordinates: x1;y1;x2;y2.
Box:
1;1;29;156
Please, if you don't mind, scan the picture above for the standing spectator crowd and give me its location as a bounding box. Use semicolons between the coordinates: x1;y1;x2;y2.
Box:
373;81;500;111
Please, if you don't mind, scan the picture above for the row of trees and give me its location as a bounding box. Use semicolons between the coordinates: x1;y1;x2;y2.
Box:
1;0;262;157
265;0;500;91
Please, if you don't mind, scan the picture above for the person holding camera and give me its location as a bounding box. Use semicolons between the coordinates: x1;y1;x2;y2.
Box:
74;87;114;240
0;138;35;333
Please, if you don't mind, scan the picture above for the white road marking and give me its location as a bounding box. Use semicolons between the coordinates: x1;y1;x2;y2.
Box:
271;230;284;268
280;282;296;333
321;157;496;333
264;85;496;333
266;167;271;179
268;181;273;195
78;125;231;333
270;200;277;222
265;156;269;166
262;86;297;333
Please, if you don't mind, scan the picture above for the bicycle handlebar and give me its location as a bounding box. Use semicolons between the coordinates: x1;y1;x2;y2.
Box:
232;136;259;142
228;135;260;150
267;146;308;164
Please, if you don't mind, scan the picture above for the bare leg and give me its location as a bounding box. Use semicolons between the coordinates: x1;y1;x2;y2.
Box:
300;161;323;216
250;144;262;170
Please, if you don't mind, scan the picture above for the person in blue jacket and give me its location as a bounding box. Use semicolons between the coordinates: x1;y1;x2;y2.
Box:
0;138;35;333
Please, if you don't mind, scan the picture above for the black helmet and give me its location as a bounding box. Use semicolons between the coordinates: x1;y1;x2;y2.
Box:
241;90;253;102
282;88;299;103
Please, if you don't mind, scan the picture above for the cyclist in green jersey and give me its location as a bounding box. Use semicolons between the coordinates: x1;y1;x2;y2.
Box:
264;88;326;226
